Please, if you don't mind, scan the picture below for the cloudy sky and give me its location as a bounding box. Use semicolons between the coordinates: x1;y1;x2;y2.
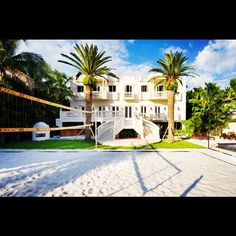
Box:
17;40;236;89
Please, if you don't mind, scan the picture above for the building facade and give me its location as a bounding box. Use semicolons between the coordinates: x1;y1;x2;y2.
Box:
56;75;186;128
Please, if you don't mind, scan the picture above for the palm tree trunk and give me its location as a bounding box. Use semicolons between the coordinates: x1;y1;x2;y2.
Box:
167;90;175;143
85;85;92;140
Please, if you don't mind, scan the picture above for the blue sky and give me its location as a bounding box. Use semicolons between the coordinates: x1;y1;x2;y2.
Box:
125;40;209;65
17;39;236;89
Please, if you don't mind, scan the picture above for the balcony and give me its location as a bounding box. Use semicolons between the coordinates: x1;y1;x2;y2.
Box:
71;93;85;101
175;93;182;101
149;91;168;100
124;92;135;100
92;91;107;100
153;113;167;121
140;92;150;100
59;111;86;123
107;92;119;100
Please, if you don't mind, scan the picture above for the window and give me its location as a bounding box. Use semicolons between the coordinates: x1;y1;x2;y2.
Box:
141;106;147;113
109;85;116;92
36;133;46;137
93;86;100;91
112;106;119;111
99;106;105;111
125;85;132;92
141;85;147;92
157;85;164;91
77;86;84;92
155;106;161;113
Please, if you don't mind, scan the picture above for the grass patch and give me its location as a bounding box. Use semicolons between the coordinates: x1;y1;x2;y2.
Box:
0;139;205;150
98;140;206;149
0;139;96;149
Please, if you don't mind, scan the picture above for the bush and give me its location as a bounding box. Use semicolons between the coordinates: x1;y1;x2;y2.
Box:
179;120;195;137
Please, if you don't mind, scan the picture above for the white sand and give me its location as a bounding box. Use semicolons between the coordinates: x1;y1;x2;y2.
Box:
1;149;236;196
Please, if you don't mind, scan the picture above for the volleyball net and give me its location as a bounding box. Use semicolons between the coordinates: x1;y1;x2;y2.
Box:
0;86;93;133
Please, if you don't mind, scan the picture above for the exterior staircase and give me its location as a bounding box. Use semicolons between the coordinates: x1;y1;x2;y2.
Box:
97;111;161;145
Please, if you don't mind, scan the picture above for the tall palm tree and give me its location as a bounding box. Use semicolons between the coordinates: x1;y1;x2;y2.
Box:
0;40;44;91
58;43;118;140
149;50;197;143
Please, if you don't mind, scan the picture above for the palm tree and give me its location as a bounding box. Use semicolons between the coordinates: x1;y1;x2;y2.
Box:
0;40;44;91
149;50;197;143
58;43;118;140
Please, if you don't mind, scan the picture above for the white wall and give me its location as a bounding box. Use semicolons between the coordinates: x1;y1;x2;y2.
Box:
66;75;186;122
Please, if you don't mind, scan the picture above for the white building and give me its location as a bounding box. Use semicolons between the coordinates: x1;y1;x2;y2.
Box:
56;75;186;144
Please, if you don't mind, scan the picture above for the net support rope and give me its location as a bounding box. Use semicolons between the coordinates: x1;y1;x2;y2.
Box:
0;86;93;133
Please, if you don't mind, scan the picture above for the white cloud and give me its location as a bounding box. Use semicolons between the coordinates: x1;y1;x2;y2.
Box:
215;78;230;89
187;73;213;89
17;40;151;79
189;42;193;49
191;40;236;89
162;45;187;54
128;40;135;45
16;40;78;76
193;40;236;74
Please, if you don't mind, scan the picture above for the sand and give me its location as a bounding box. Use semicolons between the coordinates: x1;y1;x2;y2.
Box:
0;149;236;196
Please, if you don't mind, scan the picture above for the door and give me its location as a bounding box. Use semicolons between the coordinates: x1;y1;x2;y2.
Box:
125;106;132;118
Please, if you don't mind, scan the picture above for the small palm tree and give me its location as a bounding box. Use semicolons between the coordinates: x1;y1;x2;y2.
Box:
0;40;44;91
58;43;118;140
149;50;197;143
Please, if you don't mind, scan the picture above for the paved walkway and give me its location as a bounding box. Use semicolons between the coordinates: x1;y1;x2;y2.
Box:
186;138;236;157
1;149;236;196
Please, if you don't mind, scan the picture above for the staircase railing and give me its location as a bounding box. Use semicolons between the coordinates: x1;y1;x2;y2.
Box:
143;118;160;141
113;111;124;138
97;119;114;141
134;113;144;138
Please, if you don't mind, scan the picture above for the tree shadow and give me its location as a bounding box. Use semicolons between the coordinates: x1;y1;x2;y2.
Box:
5;153;127;197
126;143;182;196
143;171;180;195
180;175;203;197
0;158;81;194
131;153;148;193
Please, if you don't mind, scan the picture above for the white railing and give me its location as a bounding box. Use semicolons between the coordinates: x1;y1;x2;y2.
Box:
97;120;114;141
143;119;160;141
59;110;85;123
150;91;168;98
92;91;107;99
153;113;167;120
175;93;182;101
134;114;144;139
107;92;119;100
124;92;134;99
113;112;124;138
95;111;119;121
73;93;86;101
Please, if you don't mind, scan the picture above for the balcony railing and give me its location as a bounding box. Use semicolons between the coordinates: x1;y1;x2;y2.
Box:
175;93;182;101
92;91;107;99
71;93;85;101
153;113;167;121
124;92;134;99
150;91;168;99
107;92;119;100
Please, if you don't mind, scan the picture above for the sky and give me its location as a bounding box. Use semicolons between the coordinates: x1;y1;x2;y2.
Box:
17;39;236;90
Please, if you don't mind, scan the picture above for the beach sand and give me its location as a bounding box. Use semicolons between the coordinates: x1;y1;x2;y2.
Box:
0;149;236;197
